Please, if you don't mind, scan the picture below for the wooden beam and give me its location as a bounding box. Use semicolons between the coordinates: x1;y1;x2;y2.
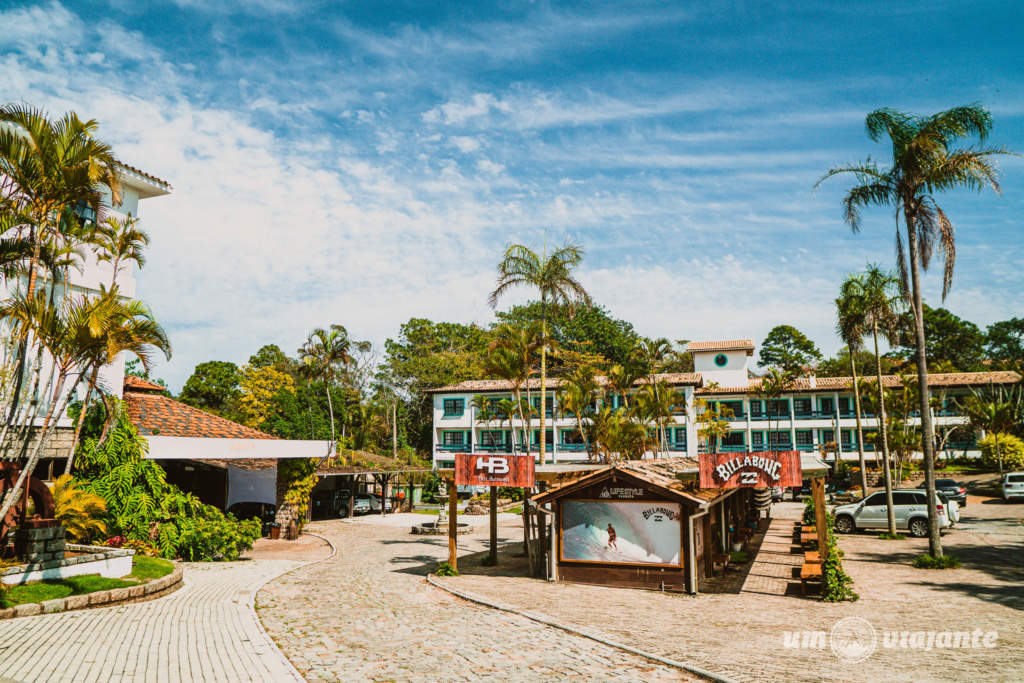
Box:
447;478;458;570
812;477;829;560
489;485;498;565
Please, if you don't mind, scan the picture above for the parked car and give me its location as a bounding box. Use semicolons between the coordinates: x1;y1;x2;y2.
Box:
771;487;784;502
312;490;352;519
918;478;967;506
226;502;277;536
1002;472;1024;502
833;489;952;537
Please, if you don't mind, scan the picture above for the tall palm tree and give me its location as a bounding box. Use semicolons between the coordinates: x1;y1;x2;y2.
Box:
818;104;1014;558
835;275;871;495
753;368;795;451
557;366;599;460
90;215;150;288
607;363;644;410
484;346;531;453
298;325;355;446
488;241;591;464
65;290;171;474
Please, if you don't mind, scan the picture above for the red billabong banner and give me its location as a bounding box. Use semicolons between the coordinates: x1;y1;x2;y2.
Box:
455;453;535;488
698;451;802;489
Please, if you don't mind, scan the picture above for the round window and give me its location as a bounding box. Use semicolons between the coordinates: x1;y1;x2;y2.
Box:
714;353;728;367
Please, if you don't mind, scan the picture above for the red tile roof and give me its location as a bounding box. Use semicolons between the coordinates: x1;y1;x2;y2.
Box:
686;339;755;355
123;375;168;393
124;391;276;440
117;162;172;190
427;372;703;394
696;371;1021;395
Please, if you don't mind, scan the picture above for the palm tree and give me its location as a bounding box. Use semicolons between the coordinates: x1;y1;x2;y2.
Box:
962;391;1017;474
90;215;150;288
607;363;643;410
557;366;599;460
753;368;795;451
0;290;117;525
818;104;1014;558
0;105;120;425
65;291;171;474
488;242;591;464
487;323;542;453
835;275;871;495
298;325;355;446
493;398;520;453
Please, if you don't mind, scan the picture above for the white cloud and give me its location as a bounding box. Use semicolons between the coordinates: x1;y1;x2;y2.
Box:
449;135;481;153
476;159;505;175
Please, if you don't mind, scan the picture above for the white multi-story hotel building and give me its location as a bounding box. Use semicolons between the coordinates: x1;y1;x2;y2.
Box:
427;339;1019;468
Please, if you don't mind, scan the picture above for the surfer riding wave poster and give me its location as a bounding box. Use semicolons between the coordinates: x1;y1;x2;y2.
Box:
561;500;681;565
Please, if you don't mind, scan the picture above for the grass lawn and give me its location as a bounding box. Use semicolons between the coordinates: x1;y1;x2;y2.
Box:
1;555;175;608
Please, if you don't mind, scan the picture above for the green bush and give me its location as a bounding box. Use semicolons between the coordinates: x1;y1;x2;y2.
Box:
879;532;906;540
435;562;459;577
73;404;261;562
821;523;858;602
978;433;1024;471
802;498;816;526
913;554;961;569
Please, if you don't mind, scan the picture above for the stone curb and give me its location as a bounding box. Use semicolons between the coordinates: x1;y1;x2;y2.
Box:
0;564;184;621
425;574;736;683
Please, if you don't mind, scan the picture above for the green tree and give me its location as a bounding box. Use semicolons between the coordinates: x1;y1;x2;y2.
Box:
894;306;985;371
986;318;1024;366
489;241;592;464
962;391;1019;473
298;325;359;445
759;325;822;373
818;103;1014;558
557;366;599;460
179;361;240;413
237;364;295;429
835;274;872;497
89;215;149;289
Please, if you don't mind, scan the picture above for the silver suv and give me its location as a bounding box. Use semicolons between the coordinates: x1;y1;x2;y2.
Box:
833;489;951;537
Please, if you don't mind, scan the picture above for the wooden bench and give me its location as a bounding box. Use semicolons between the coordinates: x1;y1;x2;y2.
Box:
804;550;821;564
800;532;818;545
801;526;815;534
800;562;823;595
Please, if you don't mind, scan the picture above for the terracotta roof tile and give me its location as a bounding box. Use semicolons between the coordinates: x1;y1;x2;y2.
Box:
427;372;702;394
696;371;1020;395
124;392;276;440
686;339;755;354
117;162;172;190
123;375;168;393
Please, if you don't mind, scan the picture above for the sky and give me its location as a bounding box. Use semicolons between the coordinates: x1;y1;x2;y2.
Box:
2;0;1023;391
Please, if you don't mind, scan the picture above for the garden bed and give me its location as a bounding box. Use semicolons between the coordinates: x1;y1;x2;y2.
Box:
0;556;180;619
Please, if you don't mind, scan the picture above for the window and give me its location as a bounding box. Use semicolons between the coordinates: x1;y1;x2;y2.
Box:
674;427;687;444
838;397;853;415
442;398;464;417
820;429;835;444
720;401;744;418
441;431;465;446
722;432;744;446
819;397;834;414
864;492;886;506
532;430;554;445
793;398;812;415
561;430;584;444
840;430;852;445
479;431;503;446
892;492;918;505
768;431;790;447
749;400;764;417
751;431;765;447
768;399;789;417
796;430;813;446
714;353;728;367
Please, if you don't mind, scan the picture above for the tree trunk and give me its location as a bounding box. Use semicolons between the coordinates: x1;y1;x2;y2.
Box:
539;296;547;466
64;365;100;475
905;212;942;557
325;386;336;444
848;353;869;496
489;485;498;565
873;324;896;534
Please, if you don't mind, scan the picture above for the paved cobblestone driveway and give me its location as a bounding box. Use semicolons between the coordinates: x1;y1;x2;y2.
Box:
432;501;1024;682
258;516;694;682
0;559;307;682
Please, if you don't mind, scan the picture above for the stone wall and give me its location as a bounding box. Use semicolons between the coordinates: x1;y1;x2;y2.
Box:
7;525;65;564
7;427;75;462
273;467;301;537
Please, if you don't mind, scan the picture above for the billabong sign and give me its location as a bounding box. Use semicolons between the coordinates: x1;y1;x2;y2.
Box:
455;453;535;487
698;451;802;488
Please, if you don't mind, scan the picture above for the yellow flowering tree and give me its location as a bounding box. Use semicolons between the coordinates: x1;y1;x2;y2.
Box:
237;364;294;429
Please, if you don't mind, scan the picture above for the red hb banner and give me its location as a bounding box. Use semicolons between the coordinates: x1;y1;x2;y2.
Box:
455;453;535;488
698;451;802;489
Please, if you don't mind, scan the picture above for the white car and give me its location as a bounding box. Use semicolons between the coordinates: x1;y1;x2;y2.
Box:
833;489;952;537
1002;472;1024;502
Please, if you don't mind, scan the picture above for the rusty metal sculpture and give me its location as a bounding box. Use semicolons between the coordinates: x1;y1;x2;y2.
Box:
0;462;56;543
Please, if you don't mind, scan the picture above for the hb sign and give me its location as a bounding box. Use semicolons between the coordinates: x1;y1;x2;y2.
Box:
455;453;535;488
698;450;802;489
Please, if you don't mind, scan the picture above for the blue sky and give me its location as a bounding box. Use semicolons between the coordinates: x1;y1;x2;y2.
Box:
3;1;1023;390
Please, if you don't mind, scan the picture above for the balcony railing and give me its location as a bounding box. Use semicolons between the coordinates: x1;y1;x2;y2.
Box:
667;442;687;451
727;413;747;421
557;443;587;452
795;443;815;451
749;414;770;421
475;443;513;453
437;444;469;452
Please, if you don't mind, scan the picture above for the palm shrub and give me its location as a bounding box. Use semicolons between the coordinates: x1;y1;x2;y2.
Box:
74;403;260;561
52;474;107;542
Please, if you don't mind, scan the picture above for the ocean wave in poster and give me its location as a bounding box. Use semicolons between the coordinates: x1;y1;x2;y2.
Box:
561;501;680;565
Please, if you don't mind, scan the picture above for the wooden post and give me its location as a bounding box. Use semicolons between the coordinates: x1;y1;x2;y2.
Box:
447;478;458;570
489;485;498;565
812;477;829;560
348;475;355;518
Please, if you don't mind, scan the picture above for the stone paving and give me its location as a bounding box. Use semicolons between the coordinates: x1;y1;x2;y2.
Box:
0;558;311;682
428;500;1024;682
258;514;695;682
